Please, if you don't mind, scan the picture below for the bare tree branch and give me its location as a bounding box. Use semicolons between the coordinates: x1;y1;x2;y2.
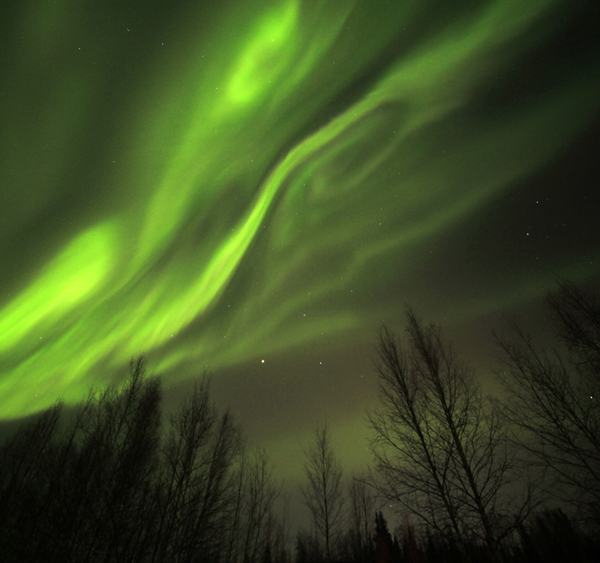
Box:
300;423;345;562
369;309;534;561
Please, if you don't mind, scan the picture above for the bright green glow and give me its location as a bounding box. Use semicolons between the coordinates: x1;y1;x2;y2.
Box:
225;0;298;106
0;223;114;353
0;0;598;419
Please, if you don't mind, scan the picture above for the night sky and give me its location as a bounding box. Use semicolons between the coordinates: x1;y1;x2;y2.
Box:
1;0;599;518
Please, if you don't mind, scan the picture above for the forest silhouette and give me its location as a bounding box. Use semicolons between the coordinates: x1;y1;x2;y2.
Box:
1;281;599;563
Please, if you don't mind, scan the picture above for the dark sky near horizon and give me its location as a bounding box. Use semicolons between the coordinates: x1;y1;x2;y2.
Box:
1;0;599;517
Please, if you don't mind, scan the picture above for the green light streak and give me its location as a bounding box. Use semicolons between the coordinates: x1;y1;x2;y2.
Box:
0;0;598;419
0;223;114;353
225;0;298;107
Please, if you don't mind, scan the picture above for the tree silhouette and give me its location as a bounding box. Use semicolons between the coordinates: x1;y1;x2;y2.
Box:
4;288;600;563
149;376;242;563
373;511;399;563
495;280;600;529
369;309;532;562
0;357;289;563
0;356;164;562
0;400;63;560
300;423;345;562
348;474;376;563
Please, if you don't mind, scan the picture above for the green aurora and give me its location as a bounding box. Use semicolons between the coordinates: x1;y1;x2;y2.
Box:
1;0;599;479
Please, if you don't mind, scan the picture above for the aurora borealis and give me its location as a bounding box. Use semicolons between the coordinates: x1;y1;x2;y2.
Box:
1;0;599;492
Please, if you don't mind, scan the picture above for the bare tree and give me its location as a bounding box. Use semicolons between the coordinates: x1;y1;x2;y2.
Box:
348;474;376;563
295;528;322;563
223;444;283;563
0;356;164;563
269;493;292;563
495;281;600;528
241;447;281;563
300;423;345;561
0;401;63;559
369;309;532;562
547;280;600;378
150;375;242;563
0;356;292;563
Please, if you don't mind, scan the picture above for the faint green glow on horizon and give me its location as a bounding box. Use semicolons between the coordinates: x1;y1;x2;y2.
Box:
0;0;598;419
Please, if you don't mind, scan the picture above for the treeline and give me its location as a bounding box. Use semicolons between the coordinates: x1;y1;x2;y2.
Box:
295;281;599;562
1;280;599;562
295;505;600;563
0;362;288;563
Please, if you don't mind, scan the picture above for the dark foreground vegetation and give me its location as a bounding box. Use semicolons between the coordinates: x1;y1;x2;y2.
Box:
1;281;599;562
0;364;288;563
